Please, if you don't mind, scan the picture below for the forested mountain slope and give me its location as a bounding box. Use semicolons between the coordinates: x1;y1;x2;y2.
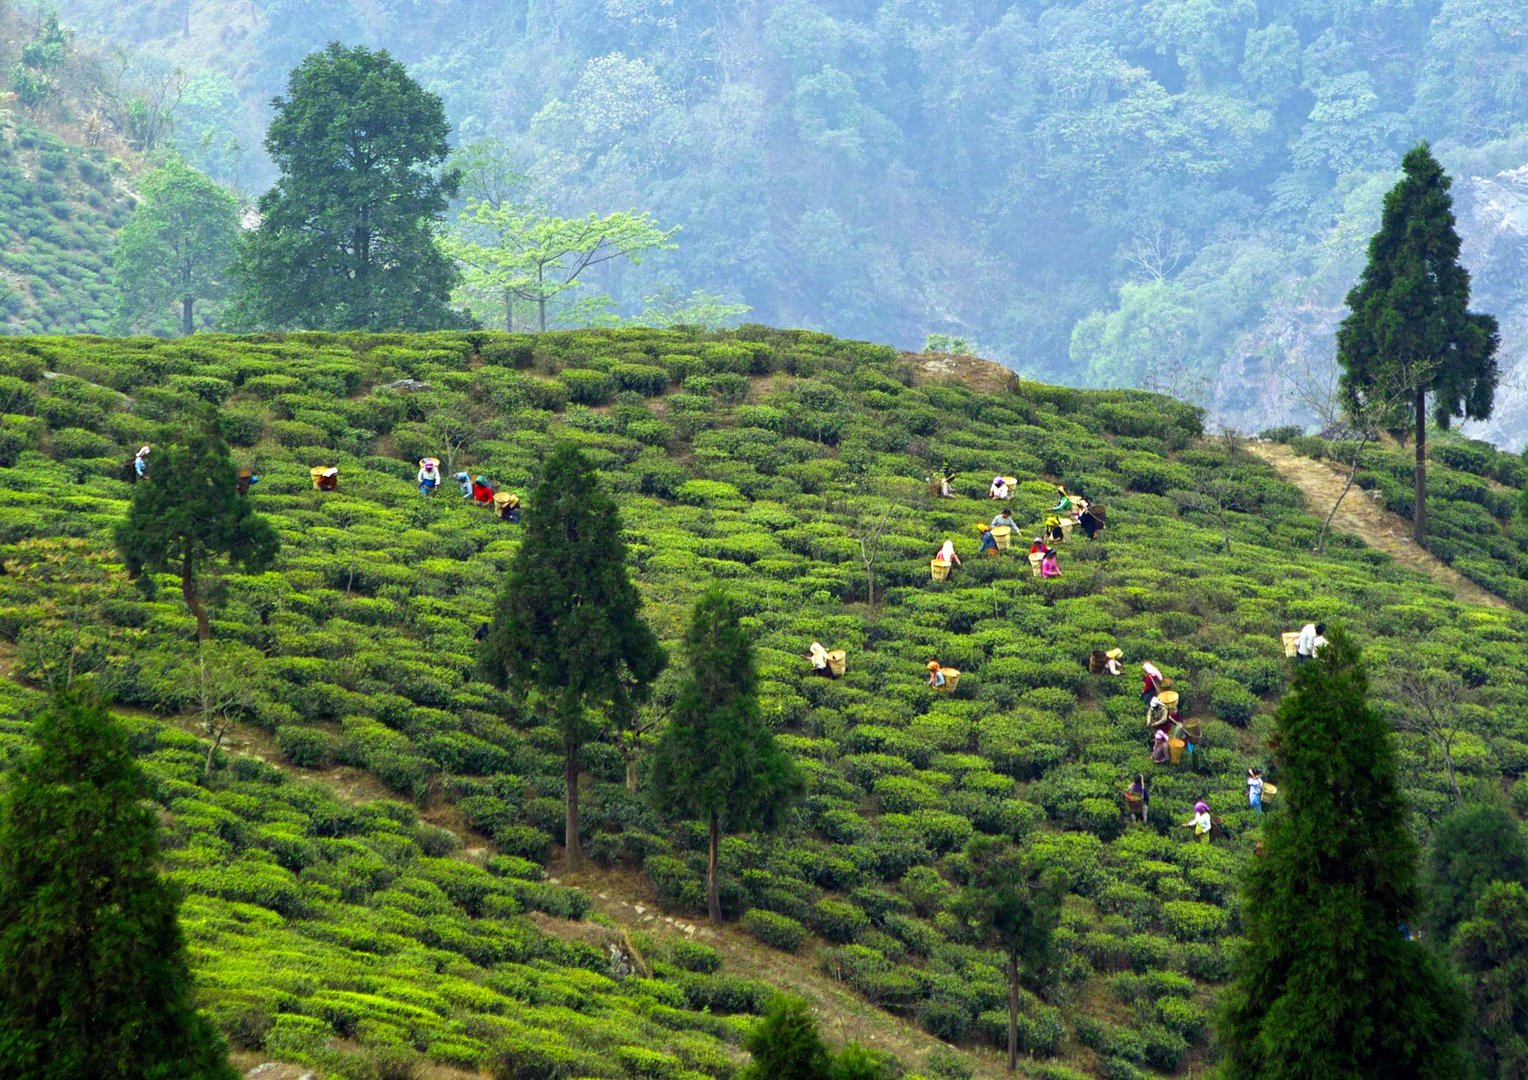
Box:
0;6;148;334
42;0;1528;442
2;327;1527;1077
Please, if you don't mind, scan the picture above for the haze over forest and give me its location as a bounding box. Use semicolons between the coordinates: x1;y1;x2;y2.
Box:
25;0;1528;444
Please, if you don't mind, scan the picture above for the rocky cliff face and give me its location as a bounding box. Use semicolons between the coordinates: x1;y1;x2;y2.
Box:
1454;166;1528;451
1211;164;1528;451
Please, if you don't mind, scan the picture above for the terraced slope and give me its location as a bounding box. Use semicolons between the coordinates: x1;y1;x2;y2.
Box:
2;328;1525;1079
0;117;134;333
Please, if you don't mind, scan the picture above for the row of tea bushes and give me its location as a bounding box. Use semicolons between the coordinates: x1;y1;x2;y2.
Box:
3;327;1526;1074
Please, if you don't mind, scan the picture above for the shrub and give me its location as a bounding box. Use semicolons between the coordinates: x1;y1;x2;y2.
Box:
811;898;870;943
1210;681;1259;726
742;908;807;952
276;726;338;769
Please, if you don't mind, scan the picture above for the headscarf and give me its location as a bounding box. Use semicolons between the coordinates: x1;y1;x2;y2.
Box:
1194;801;1209;814
135;445;151;459
938;540;956;561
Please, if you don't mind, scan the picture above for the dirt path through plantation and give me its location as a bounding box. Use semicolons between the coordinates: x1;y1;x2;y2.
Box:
1248;441;1509;610
153;712;1020;1079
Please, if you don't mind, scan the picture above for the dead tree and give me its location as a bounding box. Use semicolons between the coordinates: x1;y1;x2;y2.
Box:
1388;667;1469;804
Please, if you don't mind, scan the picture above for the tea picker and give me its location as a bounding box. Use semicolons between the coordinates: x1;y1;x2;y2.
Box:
1050;486;1073;514
1247;768;1265;813
1088;647;1125;676
453;471;473;498
417;457;442;495
988;475;1012;500
926;660;959;691
930;539;961;580
807;641;846;679
1124;773;1150;823
310;466;339;491
133;445;150;479
235;470;260;496
492;491;521;523
1182;800;1212;843
977;524;999;556
1293;622;1327;662
471;476;496;505
991;506;1019;531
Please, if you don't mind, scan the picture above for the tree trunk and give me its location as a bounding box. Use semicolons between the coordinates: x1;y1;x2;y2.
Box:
203;725;224;783
504;289;514;332
707;809;722;923
538;296;547;333
564;736;582;870
1443;741;1460;803
1007;953;1019;1072
864;563;875;608
181;551;209;642
181;296;194;337
1414;387;1427;544
625;753;638;793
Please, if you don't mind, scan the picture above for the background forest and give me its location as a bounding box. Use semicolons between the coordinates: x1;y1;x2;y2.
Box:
37;0;1528;445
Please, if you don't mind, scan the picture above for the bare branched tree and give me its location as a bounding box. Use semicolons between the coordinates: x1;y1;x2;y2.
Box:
1124;220;1188;282
1173;431;1248;553
1387;667;1469;804
855;502;898;609
139;641;267;782
1279;354;1433;552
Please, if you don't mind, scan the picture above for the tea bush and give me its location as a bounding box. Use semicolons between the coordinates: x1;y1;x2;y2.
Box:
3;326;1526;1076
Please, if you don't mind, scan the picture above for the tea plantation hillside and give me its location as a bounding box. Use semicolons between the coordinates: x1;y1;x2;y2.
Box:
1264;427;1528;612
0;116;134;334
3;327;1527;1079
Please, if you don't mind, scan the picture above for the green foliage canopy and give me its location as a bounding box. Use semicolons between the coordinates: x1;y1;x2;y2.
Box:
112;157;240;336
479;443;665;868
651;585;803;921
228;44;463;331
1217;627;1464;1078
0;689;237;1080
114;414;279;640
1454;881;1528;1080
1423;801;1528;944
1336;143;1500;541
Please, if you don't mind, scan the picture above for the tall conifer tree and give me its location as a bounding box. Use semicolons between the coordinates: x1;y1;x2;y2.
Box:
115;414;279;641
479;444;665;869
1336;142;1498;543
0;690;237;1079
651;585;803;922
1217;627;1463;1078
951;837;1066;1073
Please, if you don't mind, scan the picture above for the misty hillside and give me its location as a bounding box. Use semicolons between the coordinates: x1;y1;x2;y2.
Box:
0;5;156;333
3;327;1527;1077
39;0;1528;443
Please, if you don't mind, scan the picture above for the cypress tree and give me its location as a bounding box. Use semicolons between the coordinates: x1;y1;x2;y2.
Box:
1454;881;1528;1079
1216;627;1463;1078
1422;801;1528;943
650;585;803;922
739;995;831;1080
950;837;1067;1072
479;444;665;869
0;689;237;1080
115;414;279;641
1336;142;1499;543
